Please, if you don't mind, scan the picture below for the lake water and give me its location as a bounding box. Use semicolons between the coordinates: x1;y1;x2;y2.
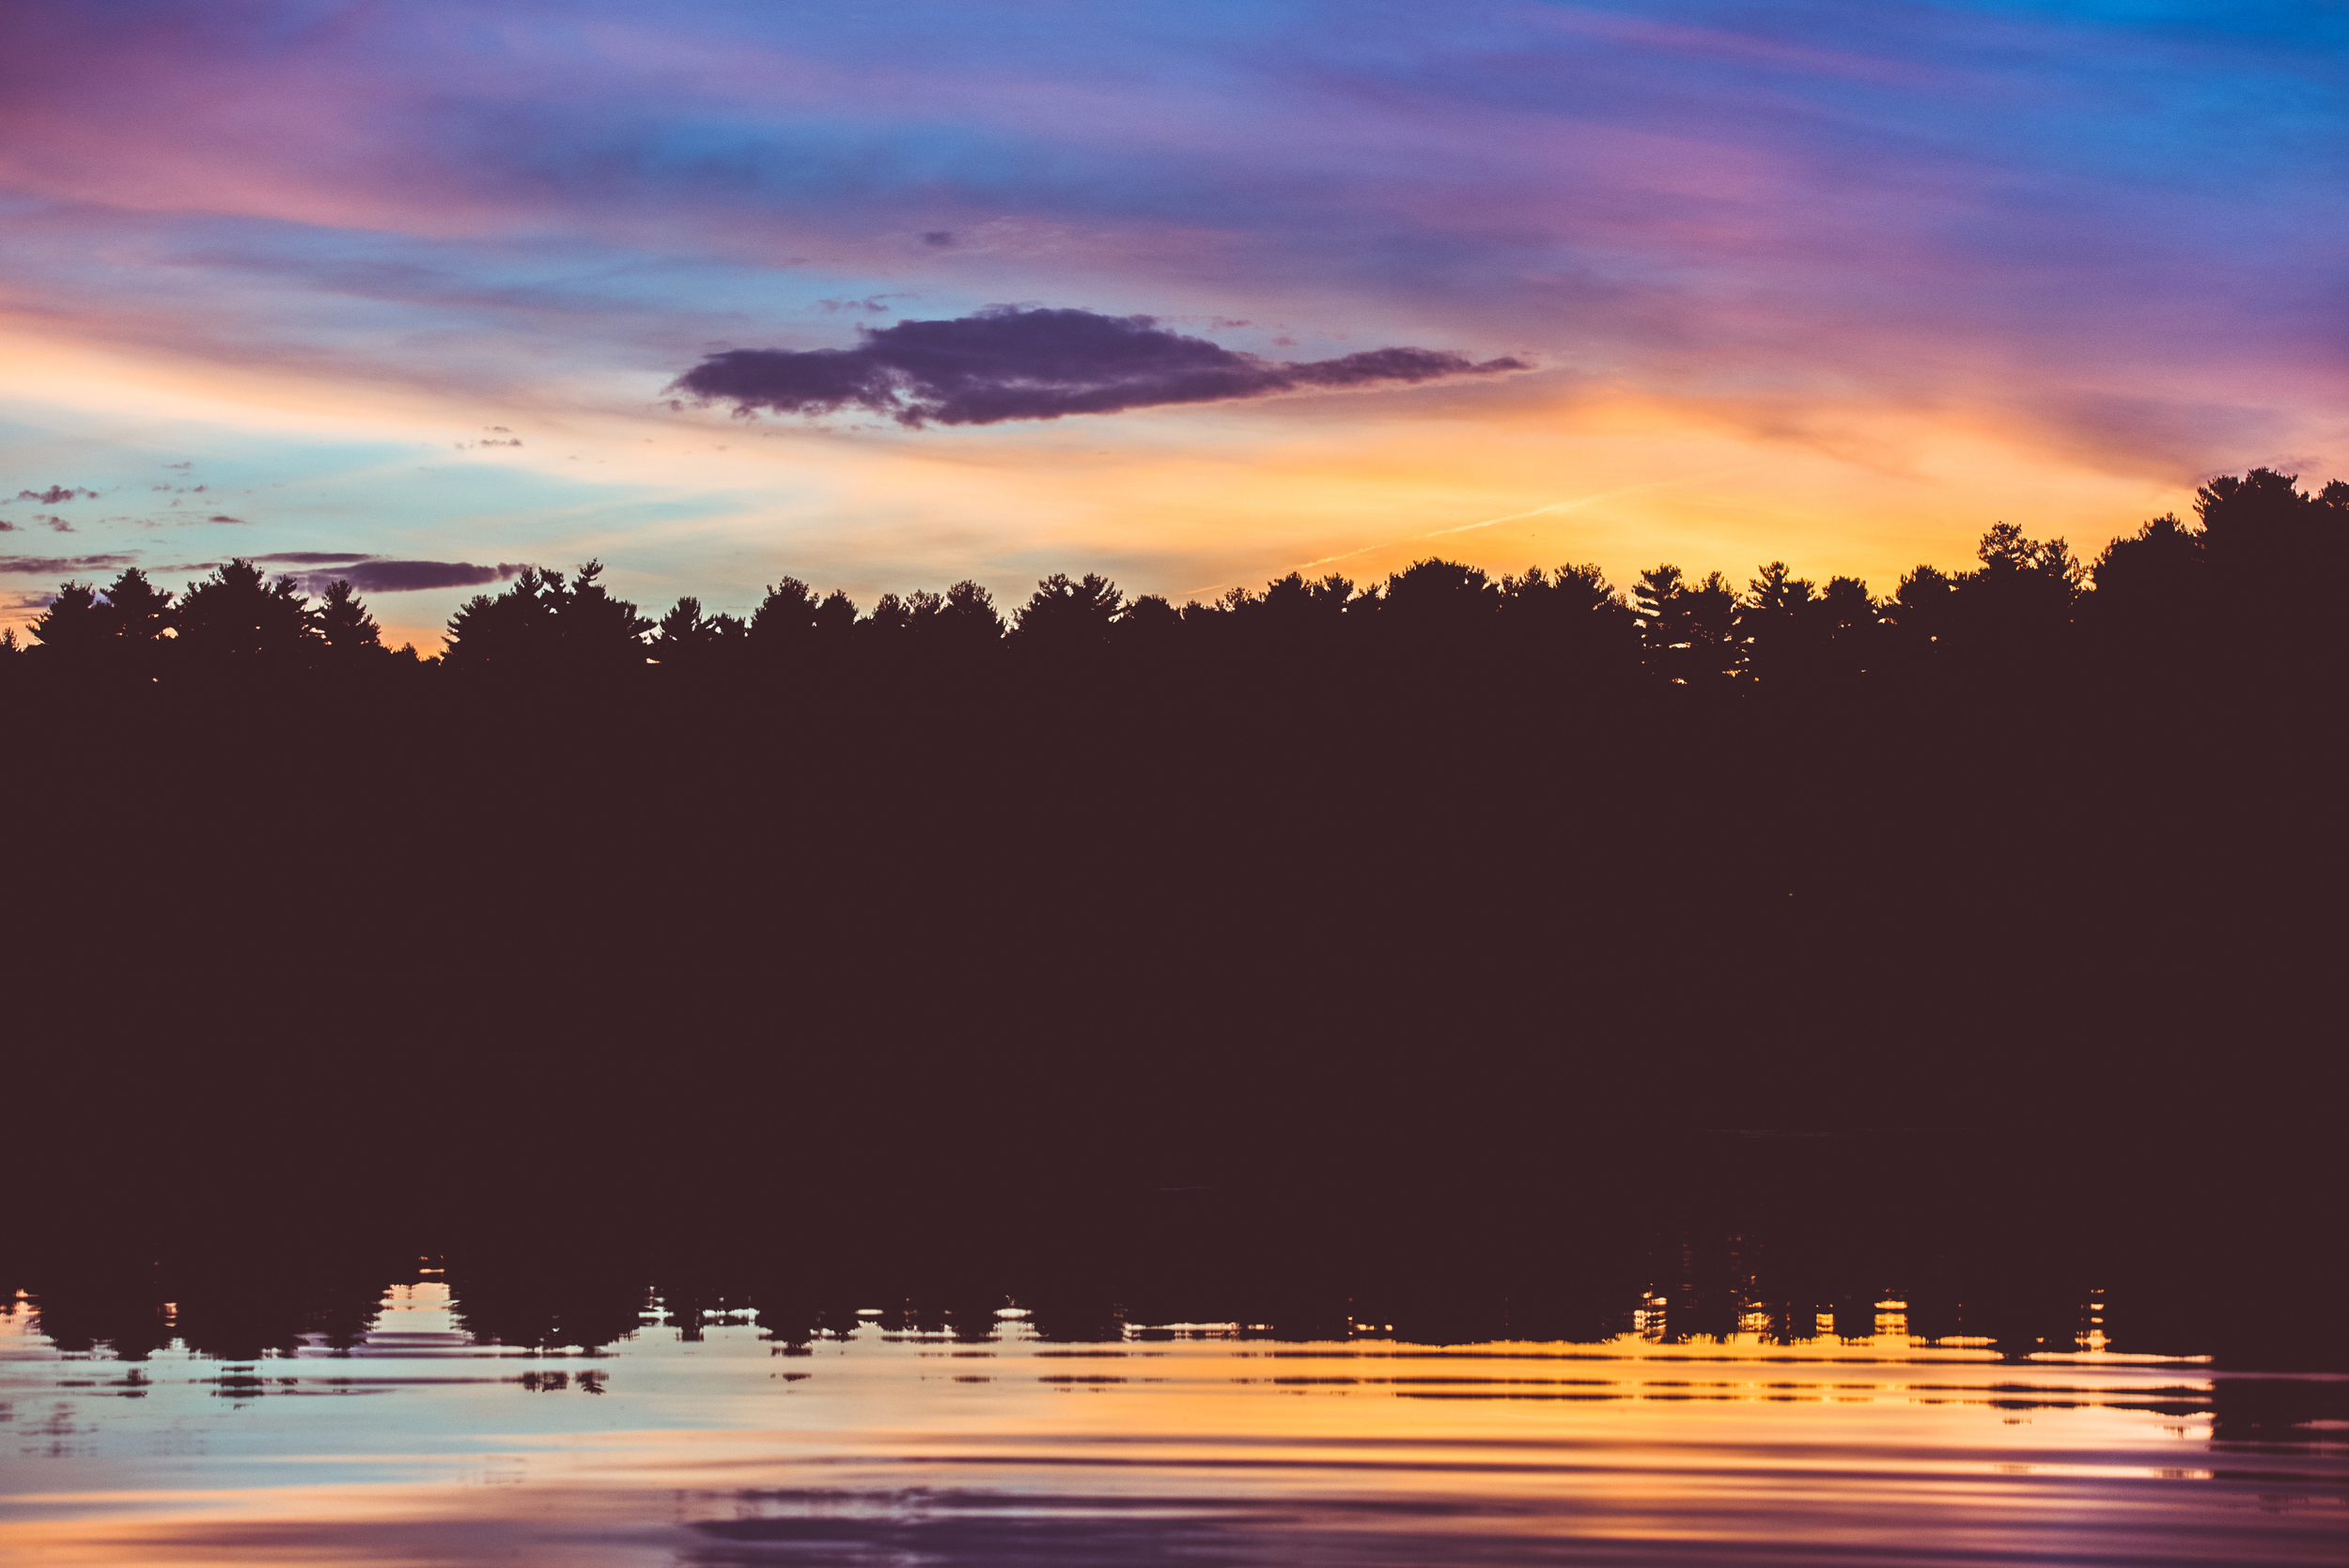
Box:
6;1277;2343;1567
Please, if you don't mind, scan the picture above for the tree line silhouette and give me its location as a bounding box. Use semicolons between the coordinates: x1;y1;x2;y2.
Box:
8;469;2340;691
8;469;2338;1296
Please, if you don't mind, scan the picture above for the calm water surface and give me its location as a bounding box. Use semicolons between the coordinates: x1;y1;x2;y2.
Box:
5;1281;2343;1567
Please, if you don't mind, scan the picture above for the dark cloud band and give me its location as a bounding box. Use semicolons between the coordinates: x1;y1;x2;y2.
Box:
0;553;519;596
671;306;1529;427
172;553;521;594
286;560;523;594
1;553;136;575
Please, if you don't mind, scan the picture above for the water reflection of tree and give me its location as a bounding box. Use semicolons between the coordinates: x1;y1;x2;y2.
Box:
12;1199;2331;1369
23;1257;396;1364
443;1256;653;1353
15;1128;2302;1364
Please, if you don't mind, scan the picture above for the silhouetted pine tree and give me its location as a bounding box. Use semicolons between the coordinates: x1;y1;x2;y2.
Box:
1498;564;1639;679
1016;573;1124;654
444;562;651;679
314;580;385;660
101;568;175;662
28;581;108;662
928;580;1006;654
750;577;821;660
175;560;318;670
1379;558;1499;645
651;596;745;670
1738;562;1824;686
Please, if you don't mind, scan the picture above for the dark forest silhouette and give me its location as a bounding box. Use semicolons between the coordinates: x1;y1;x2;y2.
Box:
3;471;2339;1350
9;469;2344;690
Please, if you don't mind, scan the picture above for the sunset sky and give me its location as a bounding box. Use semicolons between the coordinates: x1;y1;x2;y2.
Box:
2;1;2341;646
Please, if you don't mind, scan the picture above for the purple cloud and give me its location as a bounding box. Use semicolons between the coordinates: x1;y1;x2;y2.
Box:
1;553;137;576
671;307;1528;427
14;487;97;505
284;559;524;595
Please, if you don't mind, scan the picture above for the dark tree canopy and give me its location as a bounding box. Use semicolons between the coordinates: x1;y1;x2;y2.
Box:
10;469;2342;700
18;560;413;679
101;567;175;649
1016;572;1124;651
176;559;318;664
315;580;385;658
29;580;108;657
444;561;654;678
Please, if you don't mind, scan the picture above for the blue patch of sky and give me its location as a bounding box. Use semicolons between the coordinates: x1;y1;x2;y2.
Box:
442;2;2339;269
0;404;783;584
1929;0;2349;40
657;0;1306;63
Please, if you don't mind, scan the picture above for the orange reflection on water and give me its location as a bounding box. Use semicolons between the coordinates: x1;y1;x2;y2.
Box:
3;1284;2341;1567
